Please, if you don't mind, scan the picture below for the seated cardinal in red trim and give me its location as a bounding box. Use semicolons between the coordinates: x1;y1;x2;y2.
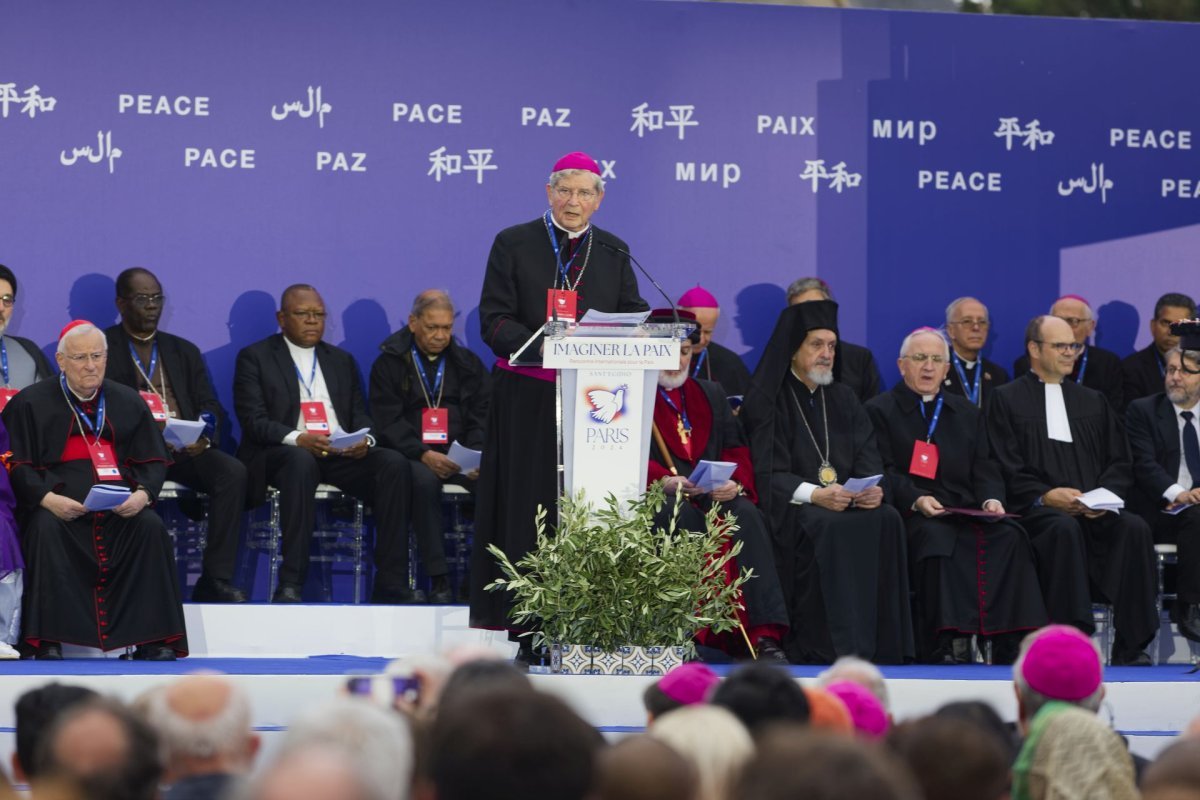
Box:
647;309;790;663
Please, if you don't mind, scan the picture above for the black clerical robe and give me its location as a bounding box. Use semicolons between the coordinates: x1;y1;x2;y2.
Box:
1;378;187;654
942;353;1009;412
1013;345;1124;412
987;373;1157;652
835;341;884;403
747;375;914;664
1122;346;1168;410
471;216;648;630
866;385;1046;661
648;378;788;652
691;342;752;403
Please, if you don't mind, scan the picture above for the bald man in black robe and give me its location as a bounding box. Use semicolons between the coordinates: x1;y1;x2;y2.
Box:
989;315;1156;666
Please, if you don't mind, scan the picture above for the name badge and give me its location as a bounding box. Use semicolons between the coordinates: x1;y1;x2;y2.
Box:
909;440;939;480
546;289;578;323
0;388;16;412
90;441;122;481
139;391;168;422
422;408;449;444
301;401;330;432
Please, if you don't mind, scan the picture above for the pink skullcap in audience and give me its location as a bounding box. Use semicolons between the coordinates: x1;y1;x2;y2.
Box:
678;285;720;309
1020;624;1102;701
59;319;93;341
552;152;601;175
657;663;719;706
801;685;854;735
1055;293;1091;307
825;680;889;739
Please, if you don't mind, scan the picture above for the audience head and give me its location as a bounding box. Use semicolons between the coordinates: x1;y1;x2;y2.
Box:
277;284;325;348
1142;738;1200;800
546;151;604;232
1050;294;1096;345
943;296;991;359
144;672;258;780
934;699;1019;762
407;290;455;357
430;688;602;800
0;263;18;334
783;300;839;389
243;743;389;800
280;697;413;800
114;267;164;336
13;682;99;782
708;661;810;735
649;704;754;800
786;276;833;305
1151;292;1197;354
596;735;699;800
650;309;701;389
677;285;720;352
817;655;892;714
1011;701;1136;800
435;657;533;721
897;327;950;397
1024;315;1079;383
801;685;854;734
55;321;108;395
643;662;720;723
825;680;889;739
1013;624;1104;732
737;726;920;800
886;715;1009;800
34;697;163;800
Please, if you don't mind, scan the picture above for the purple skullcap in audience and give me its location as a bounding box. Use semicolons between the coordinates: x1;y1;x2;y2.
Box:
1020;624;1102;701
826;680;889;739
1055;293;1091;308
552;151;601;175
658;663;719;706
678;285;719;309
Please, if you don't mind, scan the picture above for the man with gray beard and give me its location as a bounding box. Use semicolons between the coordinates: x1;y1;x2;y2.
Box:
743;301;914;664
646;310;789;662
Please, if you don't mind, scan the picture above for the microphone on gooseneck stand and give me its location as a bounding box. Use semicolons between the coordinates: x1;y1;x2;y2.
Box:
596;240;681;329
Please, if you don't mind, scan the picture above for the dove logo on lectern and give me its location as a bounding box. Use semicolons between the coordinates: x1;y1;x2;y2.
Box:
585;385;627;424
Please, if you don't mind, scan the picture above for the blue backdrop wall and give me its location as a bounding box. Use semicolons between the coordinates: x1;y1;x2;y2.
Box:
2;0;1197;444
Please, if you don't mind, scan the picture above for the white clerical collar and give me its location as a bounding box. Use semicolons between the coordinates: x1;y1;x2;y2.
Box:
1044;382;1073;443
953;349;978;368
921;394;936;402
284;336;317;365
67;383;98;402
549;210;589;240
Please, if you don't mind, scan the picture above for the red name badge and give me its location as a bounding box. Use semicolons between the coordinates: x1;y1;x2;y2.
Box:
90;441;122;481
0;388;16;412
301;401;330;432
139;391;168;422
546;289;578;323
422;408;449;444
909;440;939;480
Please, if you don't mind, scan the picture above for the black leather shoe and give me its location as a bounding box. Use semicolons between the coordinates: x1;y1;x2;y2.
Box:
1111;648;1152;667
756;637;790;664
1178;603;1200;643
370;587;427;605
133;642;177;661
272;583;304;603
35;642;62;661
428;576;455;605
192;574;248;603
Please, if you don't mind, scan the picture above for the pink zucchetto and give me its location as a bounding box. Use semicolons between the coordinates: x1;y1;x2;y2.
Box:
657;663;720;706
1055;294;1092;308
1019;624;1102;701
825;680;889;739
552;151;601;175
59;319;94;341
677;285;720;309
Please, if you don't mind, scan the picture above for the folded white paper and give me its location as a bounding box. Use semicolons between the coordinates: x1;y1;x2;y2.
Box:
84;484;131;511
162;417;206;449
1076;487;1125;512
447;441;482;474
843;474;883;494
330;427;370;450
688;460;737;493
578;309;651;325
